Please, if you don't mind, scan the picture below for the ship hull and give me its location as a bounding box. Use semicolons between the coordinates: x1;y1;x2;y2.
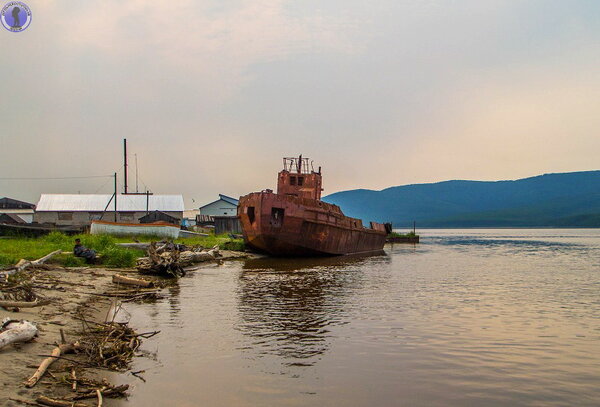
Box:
238;192;386;256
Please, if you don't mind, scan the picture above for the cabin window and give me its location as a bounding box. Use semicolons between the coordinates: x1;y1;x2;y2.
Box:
270;207;284;227
58;212;73;221
297;177;304;186
247;206;255;224
290;176;296;185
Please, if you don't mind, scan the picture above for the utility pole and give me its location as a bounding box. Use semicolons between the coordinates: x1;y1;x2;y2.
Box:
123;138;128;194
135;153;139;193
114;172;118;222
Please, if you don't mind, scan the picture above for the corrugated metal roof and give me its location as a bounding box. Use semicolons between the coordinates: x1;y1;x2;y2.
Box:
0;197;36;209
36;194;184;212
199;194;239;209
219;194;239;206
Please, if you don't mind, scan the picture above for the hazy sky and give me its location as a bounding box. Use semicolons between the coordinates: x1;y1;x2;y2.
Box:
2;0;599;208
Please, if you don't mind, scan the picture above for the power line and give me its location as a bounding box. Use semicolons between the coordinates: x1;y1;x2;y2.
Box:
94;165;125;194
93;175;115;194
0;175;113;180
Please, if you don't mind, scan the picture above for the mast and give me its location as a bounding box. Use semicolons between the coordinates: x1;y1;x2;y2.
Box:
114;172;118;222
135;153;139;193
123;139;128;194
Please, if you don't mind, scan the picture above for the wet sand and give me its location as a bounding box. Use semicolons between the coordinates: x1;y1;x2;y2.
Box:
0;250;258;406
0;266;123;406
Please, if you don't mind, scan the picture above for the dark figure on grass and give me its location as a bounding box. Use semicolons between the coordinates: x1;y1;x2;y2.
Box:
11;7;21;28
74;239;97;263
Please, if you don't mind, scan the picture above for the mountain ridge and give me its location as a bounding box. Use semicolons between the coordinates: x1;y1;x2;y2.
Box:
322;170;600;227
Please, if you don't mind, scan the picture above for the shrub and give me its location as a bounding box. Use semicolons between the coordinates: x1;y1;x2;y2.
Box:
46;231;70;245
222;240;245;251
62;255;86;267
101;247;141;268
89;234;116;251
0;253;16;266
388;231;418;238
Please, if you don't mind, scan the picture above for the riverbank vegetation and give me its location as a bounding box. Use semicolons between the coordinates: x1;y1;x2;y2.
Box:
0;232;245;267
388;231;418;238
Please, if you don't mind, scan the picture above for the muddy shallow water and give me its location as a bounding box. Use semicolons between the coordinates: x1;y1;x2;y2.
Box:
114;229;600;406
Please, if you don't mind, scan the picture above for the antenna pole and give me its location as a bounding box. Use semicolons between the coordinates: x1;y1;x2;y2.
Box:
123;139;128;194
114;172;118;222
135;153;139;193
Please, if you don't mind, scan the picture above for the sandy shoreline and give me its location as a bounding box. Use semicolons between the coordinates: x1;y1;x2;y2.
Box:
0;265;151;406
1;250;257;406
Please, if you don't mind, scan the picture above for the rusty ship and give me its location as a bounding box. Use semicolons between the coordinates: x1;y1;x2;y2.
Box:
238;156;389;256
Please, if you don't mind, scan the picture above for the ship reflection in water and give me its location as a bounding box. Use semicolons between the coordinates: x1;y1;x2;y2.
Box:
236;255;388;365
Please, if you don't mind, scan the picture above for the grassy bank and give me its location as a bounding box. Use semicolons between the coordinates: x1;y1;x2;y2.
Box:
388;231;418;238
0;232;144;267
0;232;245;267
174;234;245;251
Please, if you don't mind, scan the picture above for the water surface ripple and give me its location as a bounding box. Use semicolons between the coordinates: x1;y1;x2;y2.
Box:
116;229;600;407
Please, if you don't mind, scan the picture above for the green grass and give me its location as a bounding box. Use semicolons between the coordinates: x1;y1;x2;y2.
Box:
174;233;245;251
0;231;245;267
388;231;418;238
0;232;144;267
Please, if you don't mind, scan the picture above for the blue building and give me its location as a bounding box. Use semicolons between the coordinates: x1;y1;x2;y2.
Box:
198;194;239;217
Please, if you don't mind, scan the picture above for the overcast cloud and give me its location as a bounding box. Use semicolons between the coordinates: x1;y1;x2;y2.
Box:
1;0;599;207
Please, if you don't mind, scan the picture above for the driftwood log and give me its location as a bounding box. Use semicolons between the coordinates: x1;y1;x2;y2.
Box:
0;250;62;281
36;396;88;407
26;342;81;388
0;299;48;309
178;247;220;266
116;242;151;250
136;243;220;276
136;242;183;277
112;274;153;288
15;250;62;272
72;384;130;400
0;318;38;351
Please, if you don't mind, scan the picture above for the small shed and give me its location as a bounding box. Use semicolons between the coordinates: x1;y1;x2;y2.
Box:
214;216;242;235
199;194;239;217
0;213;26;224
0;197;36;223
139;210;180;225
0;197;36;210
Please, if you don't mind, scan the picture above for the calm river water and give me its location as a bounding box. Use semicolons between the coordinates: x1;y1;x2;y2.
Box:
114;229;600;406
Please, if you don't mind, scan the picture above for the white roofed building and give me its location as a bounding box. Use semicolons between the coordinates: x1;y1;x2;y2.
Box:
34;194;184;226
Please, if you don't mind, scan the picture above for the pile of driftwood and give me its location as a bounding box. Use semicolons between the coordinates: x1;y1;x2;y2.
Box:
136;242;221;277
78;319;159;371
0;281;49;312
136;242;183;277
14;371;130;407
0;250;63;313
0;250;62;283
13;317;159;406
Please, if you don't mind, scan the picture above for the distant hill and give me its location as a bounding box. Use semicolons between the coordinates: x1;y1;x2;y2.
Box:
322;171;600;227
